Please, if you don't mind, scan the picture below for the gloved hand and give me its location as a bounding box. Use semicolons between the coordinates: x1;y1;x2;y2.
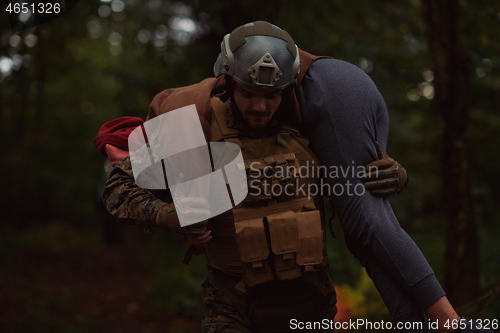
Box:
186;229;212;247
156;197;211;234
156;200;211;265
361;142;409;197
174;197;211;230
156;202;183;233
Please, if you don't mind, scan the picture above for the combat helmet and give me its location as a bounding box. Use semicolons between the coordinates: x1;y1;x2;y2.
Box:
213;21;300;91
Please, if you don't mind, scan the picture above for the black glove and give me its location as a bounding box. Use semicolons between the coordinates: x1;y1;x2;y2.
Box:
361;142;409;197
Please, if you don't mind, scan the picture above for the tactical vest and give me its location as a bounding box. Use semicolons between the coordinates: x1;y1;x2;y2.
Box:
206;98;329;288
146;50;331;288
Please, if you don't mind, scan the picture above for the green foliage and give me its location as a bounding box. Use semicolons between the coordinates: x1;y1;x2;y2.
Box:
1;0;499;324
145;233;206;317
337;268;389;320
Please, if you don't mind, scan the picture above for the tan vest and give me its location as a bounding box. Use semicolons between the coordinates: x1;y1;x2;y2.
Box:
146;50;331;287
206;98;329;288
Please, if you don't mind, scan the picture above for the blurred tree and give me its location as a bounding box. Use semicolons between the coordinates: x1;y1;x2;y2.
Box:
422;0;478;307
0;0;498;315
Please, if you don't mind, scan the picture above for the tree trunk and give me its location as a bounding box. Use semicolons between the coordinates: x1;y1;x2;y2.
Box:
422;0;478;307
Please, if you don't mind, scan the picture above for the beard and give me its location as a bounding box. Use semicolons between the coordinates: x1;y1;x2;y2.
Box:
243;110;272;129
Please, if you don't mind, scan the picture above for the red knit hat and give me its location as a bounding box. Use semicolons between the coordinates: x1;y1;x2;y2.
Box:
94;116;145;156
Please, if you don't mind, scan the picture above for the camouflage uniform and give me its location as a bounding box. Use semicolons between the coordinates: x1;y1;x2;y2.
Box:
104;155;171;235
102;45;339;331
201;278;251;333
103;104;338;332
201;268;337;333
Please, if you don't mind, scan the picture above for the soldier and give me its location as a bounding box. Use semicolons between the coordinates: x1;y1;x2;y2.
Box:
102;21;490;332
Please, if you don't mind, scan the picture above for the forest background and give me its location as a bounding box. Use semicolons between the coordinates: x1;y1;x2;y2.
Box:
0;0;499;332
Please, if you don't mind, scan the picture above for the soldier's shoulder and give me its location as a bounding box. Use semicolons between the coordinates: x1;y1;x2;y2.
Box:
150;78;219;116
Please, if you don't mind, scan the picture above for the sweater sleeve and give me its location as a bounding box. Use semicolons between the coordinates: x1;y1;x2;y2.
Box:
297;58;445;314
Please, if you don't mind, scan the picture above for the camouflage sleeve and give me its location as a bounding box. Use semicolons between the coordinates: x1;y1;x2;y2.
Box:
103;155;167;234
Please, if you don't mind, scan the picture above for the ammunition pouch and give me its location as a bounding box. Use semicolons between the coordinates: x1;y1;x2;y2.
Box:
232;208;327;288
206;199;329;287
